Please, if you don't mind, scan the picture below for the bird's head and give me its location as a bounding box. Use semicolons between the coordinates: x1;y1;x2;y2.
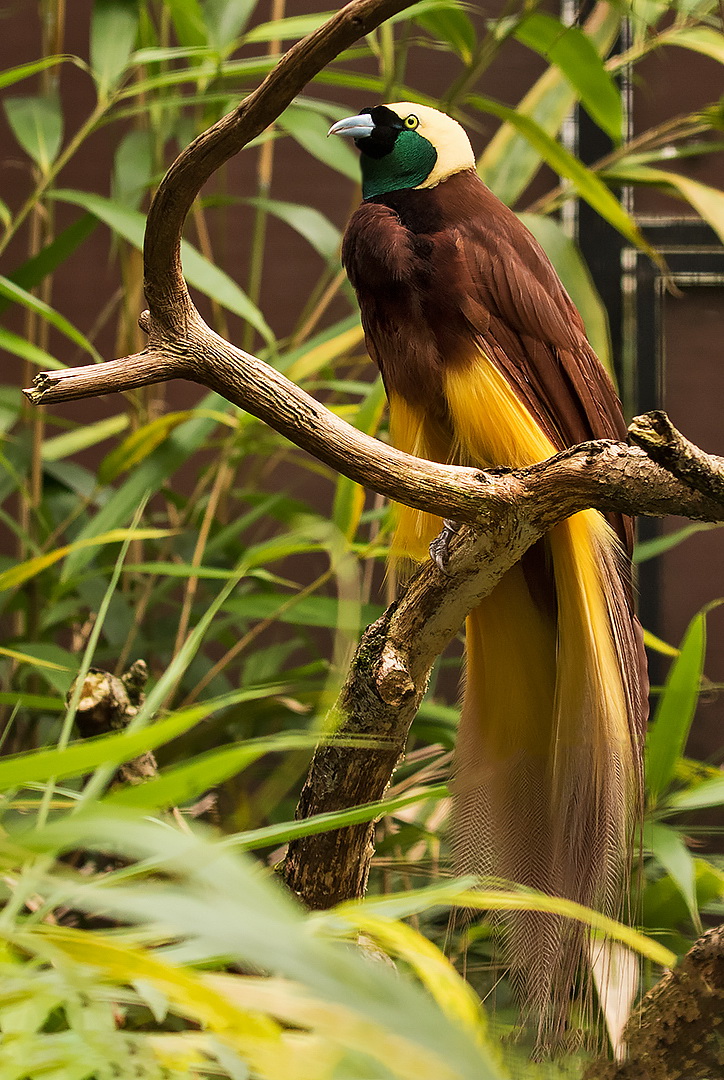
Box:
328;103;475;200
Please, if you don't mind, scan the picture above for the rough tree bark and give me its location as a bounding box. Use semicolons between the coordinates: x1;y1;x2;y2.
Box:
21;0;724;1067
586;924;724;1080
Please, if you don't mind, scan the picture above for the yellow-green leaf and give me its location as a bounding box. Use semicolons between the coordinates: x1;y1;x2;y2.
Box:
0;528;175;592
0;645;69;672
285;325;365;383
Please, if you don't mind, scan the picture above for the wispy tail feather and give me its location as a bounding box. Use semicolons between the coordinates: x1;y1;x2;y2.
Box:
387;364;647;1042
452;513;644;1041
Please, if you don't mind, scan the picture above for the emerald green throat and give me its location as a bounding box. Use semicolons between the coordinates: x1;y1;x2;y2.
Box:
361;129;438;200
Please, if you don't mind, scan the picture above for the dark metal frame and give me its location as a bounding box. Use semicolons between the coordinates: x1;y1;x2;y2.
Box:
625;220;724;637
561;11;724;643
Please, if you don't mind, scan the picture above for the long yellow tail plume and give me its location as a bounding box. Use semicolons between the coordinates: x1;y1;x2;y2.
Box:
388;350;642;1035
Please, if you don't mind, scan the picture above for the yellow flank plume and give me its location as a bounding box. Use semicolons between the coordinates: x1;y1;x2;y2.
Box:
447;352;633;792
388;393;450;561
389;349;635;946
445;352;553;467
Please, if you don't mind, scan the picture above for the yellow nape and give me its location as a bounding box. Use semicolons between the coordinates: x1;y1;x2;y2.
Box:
385;103;475;190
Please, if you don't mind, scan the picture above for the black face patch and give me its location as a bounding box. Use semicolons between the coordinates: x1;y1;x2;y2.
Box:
355;105;404;159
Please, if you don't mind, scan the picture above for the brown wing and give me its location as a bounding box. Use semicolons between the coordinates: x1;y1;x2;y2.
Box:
450;177;626;449
343;171;632;548
342;200;450;415
344;171;626;449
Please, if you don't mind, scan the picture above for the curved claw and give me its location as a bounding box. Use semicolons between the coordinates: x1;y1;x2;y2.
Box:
429;519;462;574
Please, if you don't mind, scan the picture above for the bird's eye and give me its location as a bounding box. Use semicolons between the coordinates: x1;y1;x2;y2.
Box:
404;114;419;130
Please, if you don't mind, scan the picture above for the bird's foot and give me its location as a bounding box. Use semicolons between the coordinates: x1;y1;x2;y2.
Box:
429;519;461;573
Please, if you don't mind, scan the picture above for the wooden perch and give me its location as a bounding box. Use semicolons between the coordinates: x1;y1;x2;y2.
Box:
21;0;724;953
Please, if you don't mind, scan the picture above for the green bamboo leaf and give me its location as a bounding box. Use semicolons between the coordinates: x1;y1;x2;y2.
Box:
0;215;97;314
112;129;153;208
283;320;365;381
164;0;207;46
98;411;196;484
0;56;70;91
517;213;612;372
204;0;258;52
330;880;676;968
0;276;102;362
410;2;477;63
49;190;274;343
340;912;488;1045
225;592;382;630
228;784;448;852
0;645;69;673
105;732;320;809
642;629;679;659
470;95;661;265
515;13;622;142
279;106;360;181
0;328;64;370
27;815;502;1080
124;561;244;579
0;701;224;790
659;24;724;64
603;163;724;247
3;94;63;173
642;857;724;939
62;411;218;581
646;821;702;932
0;528;175;593
243;13;332;43
90;0;140;96
80;563;270;792
130;45;207;63
477;4;621;204
0;691;65;712
646;610;707;805
333;377;387;539
23;927;286;1074
42;414;129;462
665;775;724;812
634;522;723;563
121;54;275;96
315;69;385;95
11;643;77;695
243;197;341;262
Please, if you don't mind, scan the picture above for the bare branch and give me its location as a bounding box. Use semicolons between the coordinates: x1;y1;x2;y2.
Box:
629;409;724;504
281;430;724;907
23;328;724;527
141;0;419;328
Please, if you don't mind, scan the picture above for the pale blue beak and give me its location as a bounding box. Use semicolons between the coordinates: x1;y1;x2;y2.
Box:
328;114;375;139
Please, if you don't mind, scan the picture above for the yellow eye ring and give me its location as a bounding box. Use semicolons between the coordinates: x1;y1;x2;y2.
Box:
404;114;419;130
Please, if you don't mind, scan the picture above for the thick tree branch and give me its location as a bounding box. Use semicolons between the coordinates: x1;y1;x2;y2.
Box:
281;429;724;906
629;409;724;504
22;331;724;526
